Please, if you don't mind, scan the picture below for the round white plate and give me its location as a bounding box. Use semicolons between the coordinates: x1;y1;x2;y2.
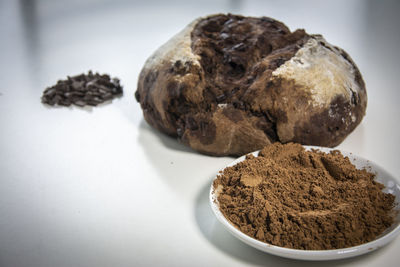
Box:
209;146;400;261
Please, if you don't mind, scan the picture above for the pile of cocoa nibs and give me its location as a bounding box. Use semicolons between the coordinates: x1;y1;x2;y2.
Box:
41;71;123;107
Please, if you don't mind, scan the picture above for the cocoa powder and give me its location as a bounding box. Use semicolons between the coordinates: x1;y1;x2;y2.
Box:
214;143;396;250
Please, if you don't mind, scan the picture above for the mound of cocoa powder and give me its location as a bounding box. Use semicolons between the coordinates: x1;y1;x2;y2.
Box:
213;143;396;250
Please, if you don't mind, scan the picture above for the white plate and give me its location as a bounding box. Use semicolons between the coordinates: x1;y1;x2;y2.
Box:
209;146;400;261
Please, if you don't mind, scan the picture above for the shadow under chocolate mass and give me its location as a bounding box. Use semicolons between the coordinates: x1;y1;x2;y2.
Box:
137;119;216;198
138;119;194;153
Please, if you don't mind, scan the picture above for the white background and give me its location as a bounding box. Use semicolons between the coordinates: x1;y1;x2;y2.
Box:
0;0;399;266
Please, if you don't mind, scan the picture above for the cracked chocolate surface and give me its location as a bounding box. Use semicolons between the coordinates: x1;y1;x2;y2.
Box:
135;14;367;156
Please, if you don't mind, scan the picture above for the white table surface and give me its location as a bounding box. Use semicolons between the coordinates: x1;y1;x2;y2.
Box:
1;0;399;266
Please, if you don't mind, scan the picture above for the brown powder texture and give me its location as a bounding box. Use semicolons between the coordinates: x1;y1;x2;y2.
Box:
213;143;396;250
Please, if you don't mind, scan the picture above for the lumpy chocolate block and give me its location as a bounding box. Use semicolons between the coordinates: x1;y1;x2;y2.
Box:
135;14;367;156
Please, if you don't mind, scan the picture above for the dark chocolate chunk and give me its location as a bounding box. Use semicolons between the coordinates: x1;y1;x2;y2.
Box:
135;14;367;156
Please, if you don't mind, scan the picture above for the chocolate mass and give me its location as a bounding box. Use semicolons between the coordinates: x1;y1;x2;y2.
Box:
135;14;367;156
